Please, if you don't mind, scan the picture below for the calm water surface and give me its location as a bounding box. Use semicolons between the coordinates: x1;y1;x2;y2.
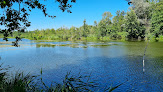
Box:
0;39;163;91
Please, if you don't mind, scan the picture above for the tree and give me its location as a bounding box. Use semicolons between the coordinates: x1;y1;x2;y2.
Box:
0;0;76;46
112;10;125;32
98;12;113;37
130;0;151;34
82;19;89;37
151;0;163;37
92;21;100;39
124;9;140;39
102;12;112;24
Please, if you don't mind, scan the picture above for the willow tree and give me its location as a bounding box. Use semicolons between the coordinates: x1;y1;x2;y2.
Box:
130;0;151;34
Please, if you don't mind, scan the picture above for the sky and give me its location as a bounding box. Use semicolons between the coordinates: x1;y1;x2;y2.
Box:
1;0;130;31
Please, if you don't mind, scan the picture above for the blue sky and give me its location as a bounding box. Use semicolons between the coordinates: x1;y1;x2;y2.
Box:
2;0;130;31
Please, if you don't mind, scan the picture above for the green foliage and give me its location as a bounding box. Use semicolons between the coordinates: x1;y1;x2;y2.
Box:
131;0;151;20
98;12;113;37
82;19;89;37
151;0;163;37
112;11;125;32
124;9;144;39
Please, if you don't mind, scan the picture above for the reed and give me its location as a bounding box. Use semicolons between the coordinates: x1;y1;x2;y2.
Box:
0;64;121;92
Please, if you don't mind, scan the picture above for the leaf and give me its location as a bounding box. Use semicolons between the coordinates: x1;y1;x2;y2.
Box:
3;1;6;4
108;83;123;92
40;68;42;75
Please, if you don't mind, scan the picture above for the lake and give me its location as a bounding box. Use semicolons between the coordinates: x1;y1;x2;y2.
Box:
0;38;163;91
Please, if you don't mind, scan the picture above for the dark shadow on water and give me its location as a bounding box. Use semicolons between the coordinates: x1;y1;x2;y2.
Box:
40;56;163;92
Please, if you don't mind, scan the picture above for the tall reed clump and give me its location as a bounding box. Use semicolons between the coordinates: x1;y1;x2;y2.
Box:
0;65;121;92
0;64;40;92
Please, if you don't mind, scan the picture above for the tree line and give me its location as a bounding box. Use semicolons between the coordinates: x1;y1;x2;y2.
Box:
1;0;163;41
